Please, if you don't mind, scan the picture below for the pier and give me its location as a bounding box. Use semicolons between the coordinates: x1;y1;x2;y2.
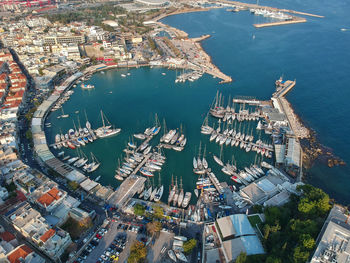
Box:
273;79;296;97
107;175;147;208
131;153;152;175
254;18;307;28
207;171;224;193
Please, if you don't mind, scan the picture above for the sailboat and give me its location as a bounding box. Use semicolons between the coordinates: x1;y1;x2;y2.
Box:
182;192;191;208
95;110;121;138
154;173;163;202
84;110;92;130
213;145;224;166
168;250;177;262
172;177;179;207
84;152;100;173
202;145;208;169
177;178;184;207
168;175;176;204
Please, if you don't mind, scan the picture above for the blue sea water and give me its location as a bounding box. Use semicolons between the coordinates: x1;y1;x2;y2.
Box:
46;0;350;204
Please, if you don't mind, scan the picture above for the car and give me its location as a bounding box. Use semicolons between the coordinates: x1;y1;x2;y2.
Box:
98;231;105;236
117;223;122;229
123;225;128;231
101;255;108;261
102;228;108;234
92;237;99;243
85;247;92;253
105;251;111;257
96;234;102;239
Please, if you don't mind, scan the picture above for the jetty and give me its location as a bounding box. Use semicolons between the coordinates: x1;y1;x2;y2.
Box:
207;171;224;193
254;18;307;28
131;153;152;175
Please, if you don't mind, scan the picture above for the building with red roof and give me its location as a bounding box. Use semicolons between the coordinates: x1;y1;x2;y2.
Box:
36;187;65;212
0;73;7;84
6;244;45;263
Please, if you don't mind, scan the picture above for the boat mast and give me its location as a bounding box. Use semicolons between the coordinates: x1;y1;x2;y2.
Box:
101;110;105;128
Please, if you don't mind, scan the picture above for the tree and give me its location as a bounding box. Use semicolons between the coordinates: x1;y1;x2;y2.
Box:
153;205;164;219
128;241;147;263
134;204;145;216
183;239;197;254
146;221;162;236
300;234;315;250
292;246;309;263
235;252;247;263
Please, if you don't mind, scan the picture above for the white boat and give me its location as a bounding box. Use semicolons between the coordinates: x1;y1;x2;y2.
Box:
168;250;177;262
154;185;164;202
175;250;188;262
121;74;126;77
182;192;191;208
174;236;188;242
177;189;184;207
150;187;158;201
168;185;176;204
202;157;208;169
144;186;152;200
193;157;197;169
213;155;224;166
180;138;187;147
194;189;199;198
134;133;146;140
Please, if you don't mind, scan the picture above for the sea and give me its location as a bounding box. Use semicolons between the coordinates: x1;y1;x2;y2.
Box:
45;0;350;204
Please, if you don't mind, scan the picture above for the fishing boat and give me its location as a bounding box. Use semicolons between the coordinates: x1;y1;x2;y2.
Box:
182;192;191;208
168;250;177;262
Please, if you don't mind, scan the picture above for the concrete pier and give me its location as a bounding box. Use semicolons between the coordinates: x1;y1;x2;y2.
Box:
254;18;307;28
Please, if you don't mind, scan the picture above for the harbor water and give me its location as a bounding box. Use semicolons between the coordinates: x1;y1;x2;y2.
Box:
46;0;350;204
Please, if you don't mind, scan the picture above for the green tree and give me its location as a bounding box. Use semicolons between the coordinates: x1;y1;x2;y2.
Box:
134;204;145;216
128;241;147;263
266;256;282;263
292;246;309;263
300;234;315;250
153;205;164;219
183;239;197;254
235;252;247;263
263;224;271;240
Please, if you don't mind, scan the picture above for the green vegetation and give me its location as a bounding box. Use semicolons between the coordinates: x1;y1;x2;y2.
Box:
235;252;247;263
133;204;146;216
240;184;331;263
5;182;16;193
152;205;164;219
183;238;197;254
61;217;92;240
128;241;147;263
25;130;32;140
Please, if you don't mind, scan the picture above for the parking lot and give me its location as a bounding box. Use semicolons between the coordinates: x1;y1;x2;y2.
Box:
82;220;146;263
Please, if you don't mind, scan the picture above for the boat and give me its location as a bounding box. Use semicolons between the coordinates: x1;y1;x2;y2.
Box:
168;250;177;262
177;178;184;207
150;187;158;201
194;189;199;198
140;168;154;177
168;185;176;204
67;141;75;149
144;186;152;200
67;157;79;164
95;176;101;182
213;155;223;166
81;84;95;89
193;157;197;169
175;250;188;262
182;192;191;208
95;110;121;138
154;185;164;202
134;133;146;140
121;74;126;77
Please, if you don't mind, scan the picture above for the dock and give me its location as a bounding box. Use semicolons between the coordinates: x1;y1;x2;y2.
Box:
107;175;146;208
254;18;307;28
207;171;224;193
131;153;152;175
273;80;296;97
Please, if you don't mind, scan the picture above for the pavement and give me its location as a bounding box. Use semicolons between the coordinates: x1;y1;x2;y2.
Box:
147;231;174;263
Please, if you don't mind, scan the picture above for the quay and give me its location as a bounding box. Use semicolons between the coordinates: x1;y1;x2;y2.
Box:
273;79;296;97
107;175;147;208
254;18;307;28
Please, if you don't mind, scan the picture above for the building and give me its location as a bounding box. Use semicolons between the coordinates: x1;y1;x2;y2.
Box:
8;202;72;260
44;35;85;46
204;214;265;262
310;205;350;263
135;0;169;6
1;244;45;263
